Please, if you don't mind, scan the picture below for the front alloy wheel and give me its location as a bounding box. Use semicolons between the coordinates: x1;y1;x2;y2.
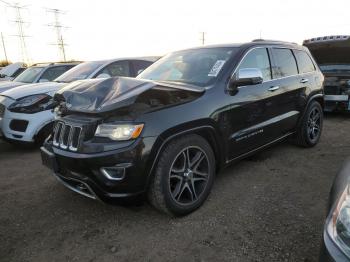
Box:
149;134;215;216
169;146;210;205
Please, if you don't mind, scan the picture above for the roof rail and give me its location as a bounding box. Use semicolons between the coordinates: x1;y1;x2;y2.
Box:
252;39;297;45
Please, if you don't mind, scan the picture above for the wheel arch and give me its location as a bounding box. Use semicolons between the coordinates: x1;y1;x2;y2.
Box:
144;123;225;190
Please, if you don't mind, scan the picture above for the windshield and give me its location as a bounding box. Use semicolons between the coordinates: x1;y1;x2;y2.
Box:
138;47;238;86
13;67;44;83
54;61;105;83
319;64;350;72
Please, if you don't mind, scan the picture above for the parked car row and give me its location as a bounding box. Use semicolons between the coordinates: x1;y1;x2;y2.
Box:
0;57;158;144
0;62;26;82
1;35;349;261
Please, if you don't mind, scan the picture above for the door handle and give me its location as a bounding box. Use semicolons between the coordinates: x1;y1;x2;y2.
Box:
300;78;309;84
268;86;280;92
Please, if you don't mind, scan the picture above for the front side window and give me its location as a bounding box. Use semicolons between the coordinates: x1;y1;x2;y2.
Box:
138;47;238;87
237;48;271;81
13;67;44;83
55;62;105;83
272;48;298;78
97;61;130;78
294;50;315;74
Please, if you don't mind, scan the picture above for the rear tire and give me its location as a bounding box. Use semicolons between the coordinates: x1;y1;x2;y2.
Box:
148;134;216;216
294;101;323;147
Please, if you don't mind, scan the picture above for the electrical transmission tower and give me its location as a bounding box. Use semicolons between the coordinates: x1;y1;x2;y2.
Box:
2;1;31;64
46;8;68;61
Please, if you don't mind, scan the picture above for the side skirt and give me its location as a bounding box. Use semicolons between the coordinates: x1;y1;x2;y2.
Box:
225;132;295;165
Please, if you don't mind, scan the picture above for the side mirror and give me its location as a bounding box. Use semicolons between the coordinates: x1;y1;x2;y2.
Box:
39;78;49;83
229;68;264;91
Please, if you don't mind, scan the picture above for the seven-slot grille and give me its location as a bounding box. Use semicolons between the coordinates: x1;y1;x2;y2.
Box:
53;122;82;151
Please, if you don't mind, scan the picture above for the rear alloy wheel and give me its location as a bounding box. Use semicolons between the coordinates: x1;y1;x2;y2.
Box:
148;134;215;216
294;101;323;147
307;106;322;144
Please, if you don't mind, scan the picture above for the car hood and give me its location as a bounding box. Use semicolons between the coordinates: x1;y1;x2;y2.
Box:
0;81;27;93
304;39;350;65
54;77;204;115
1;82;66;100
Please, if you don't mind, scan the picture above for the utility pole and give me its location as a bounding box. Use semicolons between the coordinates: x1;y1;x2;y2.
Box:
200;32;206;45
46;8;68;61
1;32;8;63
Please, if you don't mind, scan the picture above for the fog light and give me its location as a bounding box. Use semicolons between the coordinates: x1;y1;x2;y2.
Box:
100;165;129;181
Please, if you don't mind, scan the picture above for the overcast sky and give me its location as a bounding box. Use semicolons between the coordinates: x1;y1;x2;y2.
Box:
0;0;349;64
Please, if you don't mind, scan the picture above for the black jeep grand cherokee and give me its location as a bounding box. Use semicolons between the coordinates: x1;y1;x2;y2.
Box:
41;40;324;216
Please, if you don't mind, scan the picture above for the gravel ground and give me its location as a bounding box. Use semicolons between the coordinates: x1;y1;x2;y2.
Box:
1;114;350;262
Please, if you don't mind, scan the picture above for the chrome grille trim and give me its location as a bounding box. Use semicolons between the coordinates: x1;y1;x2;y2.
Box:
53;122;82;152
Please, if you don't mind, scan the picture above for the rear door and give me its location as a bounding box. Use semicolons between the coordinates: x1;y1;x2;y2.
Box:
267;48;303;134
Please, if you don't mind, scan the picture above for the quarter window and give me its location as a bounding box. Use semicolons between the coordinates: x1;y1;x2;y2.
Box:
294;50;315;74
272;48;298;78
237;48;271;81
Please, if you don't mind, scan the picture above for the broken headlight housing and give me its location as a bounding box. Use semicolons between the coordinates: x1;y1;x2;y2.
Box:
95;124;144;141
8;94;55;114
327;185;350;258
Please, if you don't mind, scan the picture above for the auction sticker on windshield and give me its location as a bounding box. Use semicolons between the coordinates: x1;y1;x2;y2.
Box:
208;60;226;77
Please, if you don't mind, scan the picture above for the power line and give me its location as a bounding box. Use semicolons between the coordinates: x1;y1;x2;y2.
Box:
46;8;68;61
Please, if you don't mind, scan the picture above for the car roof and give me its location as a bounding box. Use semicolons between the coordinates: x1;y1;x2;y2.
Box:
30;62;81;68
91;56;161;65
174;40;303;53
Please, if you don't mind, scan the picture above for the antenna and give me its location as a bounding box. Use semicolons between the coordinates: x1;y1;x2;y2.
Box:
45;8;69;61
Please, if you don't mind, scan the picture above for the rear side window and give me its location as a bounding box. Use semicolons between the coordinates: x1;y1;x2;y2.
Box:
294;50;315;74
272;48;298;78
40;66;75;81
237;48;271;81
98;61;130;77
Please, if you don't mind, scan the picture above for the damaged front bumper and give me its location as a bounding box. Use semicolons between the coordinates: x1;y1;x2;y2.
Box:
40;135;158;202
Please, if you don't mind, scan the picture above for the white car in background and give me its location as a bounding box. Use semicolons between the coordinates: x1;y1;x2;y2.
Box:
0;62;26;82
0;62;79;93
0;57;158;144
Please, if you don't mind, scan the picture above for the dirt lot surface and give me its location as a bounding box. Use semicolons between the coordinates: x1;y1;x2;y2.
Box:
1;115;350;262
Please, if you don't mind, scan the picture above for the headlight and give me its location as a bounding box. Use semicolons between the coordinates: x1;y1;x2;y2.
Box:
327;185;350;257
95;124;144;141
8;94;54;114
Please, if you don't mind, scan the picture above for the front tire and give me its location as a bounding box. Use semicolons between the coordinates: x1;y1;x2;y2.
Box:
148;134;216;216
294;101;323;147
